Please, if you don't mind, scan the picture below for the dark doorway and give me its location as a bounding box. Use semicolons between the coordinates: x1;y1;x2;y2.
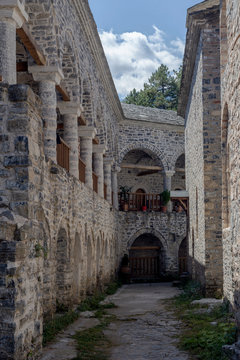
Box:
129;233;164;281
136;188;146;210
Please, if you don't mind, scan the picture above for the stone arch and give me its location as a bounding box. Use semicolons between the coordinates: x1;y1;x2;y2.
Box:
178;237;188;274
222;103;230;228
170;147;186;172
56;227;69;303
127;228;168;252
86;234;93;292
73;231;82;302
172;153;186;190
131;184;149;193
129;232;166;280
60;29;81;102
82;76;94;125
119;144;167;171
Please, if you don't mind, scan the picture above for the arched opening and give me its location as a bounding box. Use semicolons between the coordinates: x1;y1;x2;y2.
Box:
129;233;165;281
178;238;187;274
86;236;93;292
96;236;101;286
73;233;82;302
118;149;164;211
222;104;230;228
56;228;68;302
172;153;185;190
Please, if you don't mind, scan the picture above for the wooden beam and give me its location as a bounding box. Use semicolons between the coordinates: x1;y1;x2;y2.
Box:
17;62;28;72
121;163;162;171
16;24;46;66
78;115;86;126
56;84;71;102
93;137;99;145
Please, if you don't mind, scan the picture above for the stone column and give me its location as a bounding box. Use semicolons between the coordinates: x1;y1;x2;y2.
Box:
29;66;64;162
79;126;96;189
58;102;81;178
104;158;113;203
0;1;28;84
111;166;120;210
92;144;106;197
164;170;175;211
164;170;175;191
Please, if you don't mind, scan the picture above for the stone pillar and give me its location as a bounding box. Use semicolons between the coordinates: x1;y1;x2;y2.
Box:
164;170;175;191
79;126;96;189
92;144;106;197
111;166;120;210
29;66;64;162
104;158;113;203
164;170;175;212
58;102;81;178
0;0;28;84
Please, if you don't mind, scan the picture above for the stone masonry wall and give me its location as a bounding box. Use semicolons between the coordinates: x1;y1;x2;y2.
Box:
0;84;119;360
185;8;223;296
220;0;240;324
185;40;206;286
118;212;187;276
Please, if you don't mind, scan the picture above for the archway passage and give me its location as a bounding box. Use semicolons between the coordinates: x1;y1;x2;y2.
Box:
178;237;187;274
129;234;164;281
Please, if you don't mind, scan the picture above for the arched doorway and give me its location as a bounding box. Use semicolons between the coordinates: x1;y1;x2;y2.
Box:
136;188;146;210
129;234;164;281
178;237;187;274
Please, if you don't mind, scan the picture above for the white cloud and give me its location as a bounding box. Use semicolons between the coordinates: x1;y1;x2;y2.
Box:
99;26;184;99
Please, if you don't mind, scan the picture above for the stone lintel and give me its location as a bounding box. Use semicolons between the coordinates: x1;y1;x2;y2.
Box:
29;65;64;85
78;126;96;139
0;0;28;27
92;144;106;154
58;101;82;116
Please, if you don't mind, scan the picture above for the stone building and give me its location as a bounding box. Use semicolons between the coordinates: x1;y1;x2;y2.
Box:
179;0;240;341
0;1;187;359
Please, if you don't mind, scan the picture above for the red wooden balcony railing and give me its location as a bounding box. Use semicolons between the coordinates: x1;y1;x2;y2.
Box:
104;183;107;200
79;158;86;183
92;172;98;193
57;137;70;172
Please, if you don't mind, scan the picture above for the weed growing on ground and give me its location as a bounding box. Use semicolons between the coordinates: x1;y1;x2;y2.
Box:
43;311;79;346
43;280;120;347
170;281;237;360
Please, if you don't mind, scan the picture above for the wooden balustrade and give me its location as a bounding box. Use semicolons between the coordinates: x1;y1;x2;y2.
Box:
118;192;189;213
57;137;70;172
104;183;107;200
92;172;98;193
118;193;161;211
79;158;86;183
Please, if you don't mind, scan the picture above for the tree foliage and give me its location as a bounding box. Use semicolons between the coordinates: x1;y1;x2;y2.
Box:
124;64;182;110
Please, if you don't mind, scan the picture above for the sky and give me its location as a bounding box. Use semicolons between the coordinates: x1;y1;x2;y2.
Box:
88;0;201;99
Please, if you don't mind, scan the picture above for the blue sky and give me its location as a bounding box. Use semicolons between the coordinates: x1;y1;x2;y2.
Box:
88;0;201;98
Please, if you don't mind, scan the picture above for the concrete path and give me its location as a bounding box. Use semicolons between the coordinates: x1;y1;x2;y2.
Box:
105;283;191;360
41;283;191;360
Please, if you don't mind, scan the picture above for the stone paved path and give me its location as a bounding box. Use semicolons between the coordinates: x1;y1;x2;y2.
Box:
105;283;191;360
41;283;191;360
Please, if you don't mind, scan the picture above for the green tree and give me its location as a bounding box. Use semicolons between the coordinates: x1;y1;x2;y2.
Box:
124;64;182;110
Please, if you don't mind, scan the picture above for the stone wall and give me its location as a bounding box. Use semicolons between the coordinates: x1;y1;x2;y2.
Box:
118;211;187;276
180;2;223;296
0;84;119;360
220;0;240;323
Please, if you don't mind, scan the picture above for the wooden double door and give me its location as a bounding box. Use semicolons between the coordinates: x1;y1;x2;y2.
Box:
129;234;163;281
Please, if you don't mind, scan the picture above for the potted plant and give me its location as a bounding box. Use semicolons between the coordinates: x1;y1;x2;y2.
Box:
160;190;171;212
119;185;132;211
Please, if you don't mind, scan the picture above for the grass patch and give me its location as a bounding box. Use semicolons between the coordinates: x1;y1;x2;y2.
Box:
43;280;120;347
43;311;79;346
170;281;237;360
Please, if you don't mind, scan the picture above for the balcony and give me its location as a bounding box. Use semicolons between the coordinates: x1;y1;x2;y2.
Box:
57;137;70;172
118;191;188;213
